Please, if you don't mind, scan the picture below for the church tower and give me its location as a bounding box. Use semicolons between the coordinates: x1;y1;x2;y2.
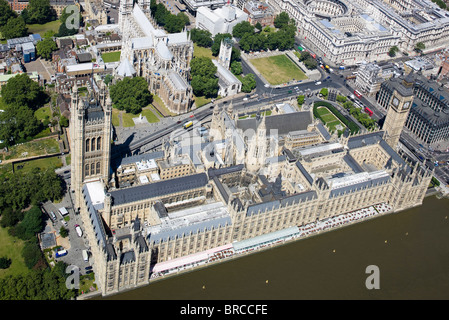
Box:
70;81;112;212
382;72;414;149
218;38;233;70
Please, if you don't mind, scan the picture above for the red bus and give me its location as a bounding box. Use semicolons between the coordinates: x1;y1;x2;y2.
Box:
365;107;373;116
354;90;362;98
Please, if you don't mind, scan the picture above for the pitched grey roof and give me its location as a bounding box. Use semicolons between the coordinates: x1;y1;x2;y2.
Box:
246;190;317;217
329;174;391;198
147;216;232;244
109;173;208;205
236;111;312;136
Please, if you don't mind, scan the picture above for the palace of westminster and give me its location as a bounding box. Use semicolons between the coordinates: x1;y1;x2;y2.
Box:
69;60;433;295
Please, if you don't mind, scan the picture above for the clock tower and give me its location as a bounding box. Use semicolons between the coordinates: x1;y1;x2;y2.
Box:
382;72;414;149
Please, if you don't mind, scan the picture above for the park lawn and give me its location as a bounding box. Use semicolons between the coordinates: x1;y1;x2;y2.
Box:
4;138;60;161
34;106;52;122
141;107;160;123
27;20;61;37
101;51;121;63
121;111;137;127
112;108;120;127
316;106;346;132
152;94;176;116
0;226;29;279
15;156;63;174
250;54;308;85
193;44;216;60
194;95;212;108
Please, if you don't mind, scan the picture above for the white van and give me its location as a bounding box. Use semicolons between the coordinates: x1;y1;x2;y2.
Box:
315;81;322;85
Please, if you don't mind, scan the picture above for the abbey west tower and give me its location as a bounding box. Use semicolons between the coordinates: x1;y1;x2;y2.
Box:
70;82;112;212
382;72;414;149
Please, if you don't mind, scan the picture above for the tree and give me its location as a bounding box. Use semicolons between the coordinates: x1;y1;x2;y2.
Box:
190;57;219;97
59;227;68;238
274;12;290;29
0;104;41;146
189;28;213;48
255;22;262;32
59;115;69;127
241;73;257;93
104;74;113;86
211;33;233;56
0;16;27;39
297;95;305;105
320;88;328;98
232;21;254;38
109;77;153;114
1;73;49;110
36;38;58;60
21;240;45;270
13;206;43;241
0;0;16;27
0;257;12;269
230;61;243;76
303;57;317;70
57;5;83;37
415;42;425;54
388;46;399;57
26;0;54;24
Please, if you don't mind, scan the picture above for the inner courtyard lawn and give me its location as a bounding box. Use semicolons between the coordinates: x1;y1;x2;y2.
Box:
249;54;308;85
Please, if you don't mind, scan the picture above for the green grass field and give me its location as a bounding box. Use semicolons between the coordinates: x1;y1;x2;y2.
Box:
193;44;216;60
34;106;52;122
250;54;308;85
3;138;60;161
14;156;63;174
27;20;61;37
316;106;346;132
141;106;160;123
101;51;121;63
0;226;29;279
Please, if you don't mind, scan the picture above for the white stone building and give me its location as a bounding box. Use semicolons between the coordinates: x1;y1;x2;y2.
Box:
196;4;249;36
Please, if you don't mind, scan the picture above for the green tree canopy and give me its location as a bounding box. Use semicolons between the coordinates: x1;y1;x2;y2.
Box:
1;73;49;110
109;77;153;114
189;28;213;48
0;0;16;27
274;12;290;29
26;0;54;24
211;33;233;56
241;73;257;93
36;38;58;60
232;21;254;38
190;57;219;97
0;104;41;146
0;16;27;39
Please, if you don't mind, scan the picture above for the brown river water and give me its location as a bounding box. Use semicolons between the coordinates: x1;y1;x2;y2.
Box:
97;196;449;300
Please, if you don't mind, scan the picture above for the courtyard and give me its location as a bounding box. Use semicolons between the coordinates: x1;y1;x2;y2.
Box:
249;54;308;85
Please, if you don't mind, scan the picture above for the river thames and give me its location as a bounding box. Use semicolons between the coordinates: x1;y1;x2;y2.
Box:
98;195;449;300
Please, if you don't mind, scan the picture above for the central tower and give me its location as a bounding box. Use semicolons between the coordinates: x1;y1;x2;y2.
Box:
70;82;112;212
382;72;414;149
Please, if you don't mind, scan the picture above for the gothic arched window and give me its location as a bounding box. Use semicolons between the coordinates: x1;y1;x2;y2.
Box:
96;162;101;175
85;139;90;152
97;137;101;151
91;163;95;175
85;164;89;177
91;137;96;151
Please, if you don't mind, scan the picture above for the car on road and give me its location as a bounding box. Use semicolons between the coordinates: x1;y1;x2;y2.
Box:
75;224;83;237
315;81;322;85
243;97;248;101
177;120;182;124
189;114;194;118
